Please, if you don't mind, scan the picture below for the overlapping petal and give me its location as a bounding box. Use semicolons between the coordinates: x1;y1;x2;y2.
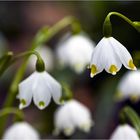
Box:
90;37;136;77
18;71;62;110
110;124;139;140
53;100;93;136
43;72;62;104
109;37;136;70
56;33;95;73
33;73;52;110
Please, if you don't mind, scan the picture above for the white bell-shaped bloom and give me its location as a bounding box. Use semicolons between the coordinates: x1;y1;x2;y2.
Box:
53;99;94;136
56;33;95;73
116;70;140;101
90;37;136;78
28;46;54;72
17;71;62;110
110;124;139;140
2;122;40;140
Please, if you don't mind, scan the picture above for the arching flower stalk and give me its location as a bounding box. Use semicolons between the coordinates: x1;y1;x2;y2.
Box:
89;12;140;77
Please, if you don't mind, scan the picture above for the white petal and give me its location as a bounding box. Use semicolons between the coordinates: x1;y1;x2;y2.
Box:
32;73;52;110
103;39;122;75
54;100;93;136
90;38;105;77
56;33;95;73
54;104;75;135
2;122;40;140
117;70;140;99
109;37;136;70
43;72;62;104
110;124;139;140
67;100;93;132
18;72;36;109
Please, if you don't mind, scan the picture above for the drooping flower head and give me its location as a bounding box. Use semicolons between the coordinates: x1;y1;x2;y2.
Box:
110;124;139;140
2;122;40;140
56;33;95;73
53;99;94;136
116;70;140;101
17;71;62;110
90;37;136;78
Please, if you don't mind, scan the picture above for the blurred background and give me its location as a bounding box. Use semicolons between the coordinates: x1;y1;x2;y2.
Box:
0;1;140;139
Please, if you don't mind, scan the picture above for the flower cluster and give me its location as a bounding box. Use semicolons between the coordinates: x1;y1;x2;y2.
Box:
1;11;140;139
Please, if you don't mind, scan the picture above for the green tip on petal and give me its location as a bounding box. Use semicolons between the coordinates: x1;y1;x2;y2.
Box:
128;59;137;70
19;99;26;109
80;123;92;133
64;128;74;136
109;65;118;75
38;101;45;110
90;64;97;78
130;95;139;103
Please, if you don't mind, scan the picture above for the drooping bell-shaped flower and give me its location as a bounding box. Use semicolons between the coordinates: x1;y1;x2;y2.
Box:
53;99;94;136
28;46;54;72
17;71;62;110
116;70;140;101
56;33;95;73
90;37;136;78
2;122;40;140
110;124;139;140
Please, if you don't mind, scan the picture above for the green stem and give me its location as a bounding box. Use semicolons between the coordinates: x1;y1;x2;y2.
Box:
103;11;140;37
11;51;45;72
3;16;79;108
0;108;24;121
0;52;13;64
0;52;13;77
0;108;24;137
120;106;140;137
0;16;80;134
60;82;73;103
0;51;44;137
0;51;45;78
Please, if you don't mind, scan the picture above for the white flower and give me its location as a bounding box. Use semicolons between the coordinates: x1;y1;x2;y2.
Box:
2;122;40;140
56;33;95;73
28;46;54;72
90;37;136;78
110;124;139;140
53;99;94;136
116;70;140;101
17;71;62;110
